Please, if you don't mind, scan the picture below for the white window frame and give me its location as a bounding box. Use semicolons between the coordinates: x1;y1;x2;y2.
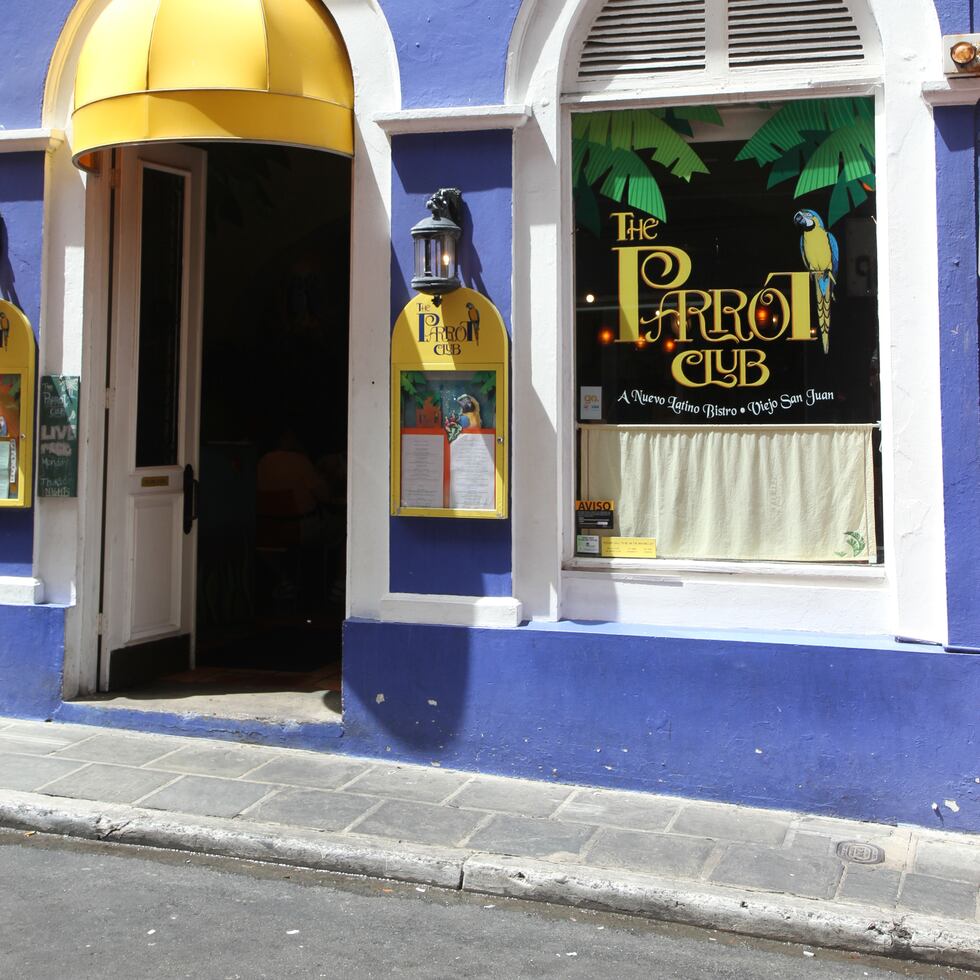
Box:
508;0;949;641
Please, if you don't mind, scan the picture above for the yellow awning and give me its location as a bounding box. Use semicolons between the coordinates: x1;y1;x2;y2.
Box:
71;0;354;165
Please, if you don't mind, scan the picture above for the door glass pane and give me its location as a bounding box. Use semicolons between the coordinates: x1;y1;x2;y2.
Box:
135;166;185;468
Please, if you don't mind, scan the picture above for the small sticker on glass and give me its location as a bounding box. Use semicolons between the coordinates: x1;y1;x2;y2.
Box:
576;534;600;555
580;386;602;421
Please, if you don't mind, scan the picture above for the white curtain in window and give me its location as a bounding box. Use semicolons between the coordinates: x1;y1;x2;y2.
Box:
580;424;877;562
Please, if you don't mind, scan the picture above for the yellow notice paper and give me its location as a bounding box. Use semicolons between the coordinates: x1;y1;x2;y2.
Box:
600;536;657;559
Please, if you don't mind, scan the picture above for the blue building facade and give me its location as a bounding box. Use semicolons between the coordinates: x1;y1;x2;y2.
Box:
0;0;977;833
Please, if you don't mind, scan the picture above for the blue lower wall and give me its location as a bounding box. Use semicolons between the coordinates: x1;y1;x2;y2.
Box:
342;619;980;832
2;605;977;832
0;604;65;717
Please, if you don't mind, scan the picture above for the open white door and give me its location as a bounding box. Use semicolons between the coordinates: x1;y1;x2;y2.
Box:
100;143;206;690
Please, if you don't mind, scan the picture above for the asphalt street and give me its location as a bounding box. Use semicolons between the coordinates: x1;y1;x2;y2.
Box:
0;830;972;980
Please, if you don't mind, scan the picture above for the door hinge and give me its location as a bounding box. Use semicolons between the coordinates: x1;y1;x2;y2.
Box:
105;387;113;411
96;613;104;636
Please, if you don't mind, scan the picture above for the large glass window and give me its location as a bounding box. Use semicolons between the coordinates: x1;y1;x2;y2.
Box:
573;99;881;563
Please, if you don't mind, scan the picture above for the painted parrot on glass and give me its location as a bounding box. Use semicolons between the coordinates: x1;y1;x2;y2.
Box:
794;209;839;354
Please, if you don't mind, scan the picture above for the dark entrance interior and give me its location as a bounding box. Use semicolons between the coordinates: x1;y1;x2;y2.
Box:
190;143;351;709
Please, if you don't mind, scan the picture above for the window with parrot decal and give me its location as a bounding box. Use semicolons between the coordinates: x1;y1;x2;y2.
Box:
573;98;881;562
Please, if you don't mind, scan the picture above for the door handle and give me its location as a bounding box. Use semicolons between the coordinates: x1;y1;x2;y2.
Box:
183;463;198;535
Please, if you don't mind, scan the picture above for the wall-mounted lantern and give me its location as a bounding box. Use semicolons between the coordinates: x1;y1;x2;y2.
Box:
411;188;462;305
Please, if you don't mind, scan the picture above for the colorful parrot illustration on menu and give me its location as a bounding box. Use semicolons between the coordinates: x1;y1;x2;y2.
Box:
794;209;839;354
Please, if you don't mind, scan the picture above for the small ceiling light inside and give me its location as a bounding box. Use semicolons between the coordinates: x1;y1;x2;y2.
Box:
598;327;614;345
585;293;596;304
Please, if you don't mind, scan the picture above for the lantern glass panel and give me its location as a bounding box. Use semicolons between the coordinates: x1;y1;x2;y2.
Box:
442;237;457;276
415;238;431;277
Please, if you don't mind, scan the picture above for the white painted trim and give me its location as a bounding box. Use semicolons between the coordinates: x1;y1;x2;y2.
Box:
562;570;890;635
562;77;879;108
921;79;980;105
379;593;524;629
59;153;109;699
506;0;950;641
564;558;887;581
373;105;531;134
0;577;45;605
0;129;64;153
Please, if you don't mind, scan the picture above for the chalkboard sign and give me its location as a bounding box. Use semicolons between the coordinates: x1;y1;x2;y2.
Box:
38;375;79;498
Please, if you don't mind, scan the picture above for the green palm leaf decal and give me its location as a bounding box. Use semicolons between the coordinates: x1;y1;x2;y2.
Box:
669;105;724;125
795;118;874;196
736;97;875;225
572;108;712;229
828;172;873;227
735;99;834;164
631;112;710;181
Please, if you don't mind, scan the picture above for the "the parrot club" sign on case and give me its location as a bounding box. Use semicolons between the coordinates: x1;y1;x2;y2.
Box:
390;287;509;519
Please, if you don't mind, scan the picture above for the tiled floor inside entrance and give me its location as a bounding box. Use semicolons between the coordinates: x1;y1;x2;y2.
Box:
70;665;342;724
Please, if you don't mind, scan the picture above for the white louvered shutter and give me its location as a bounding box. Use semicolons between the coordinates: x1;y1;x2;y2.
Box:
578;0;707;82
728;0;865;69
576;0;866;84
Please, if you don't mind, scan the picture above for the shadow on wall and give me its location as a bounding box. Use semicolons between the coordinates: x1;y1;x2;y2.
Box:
0;214;22;309
342;620;471;752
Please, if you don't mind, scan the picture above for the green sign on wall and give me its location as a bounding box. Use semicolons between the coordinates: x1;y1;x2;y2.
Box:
38;375;79;498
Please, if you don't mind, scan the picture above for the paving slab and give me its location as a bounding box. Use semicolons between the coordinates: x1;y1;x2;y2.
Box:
838;867;902;906
558;788;678;832
139;774;273;818
465;814;596;861
913;837;980;886
788;831;838;857
39;763;176;805
0;753;85;792
3;720;97;742
672;803;791;845
446;776;572;818
794;815;900;838
898;873;979;920
0;726;91;757
350;799;486;847
51;732;183;767
244;787;379;833
343;765;468;804
586;827;714;879
151;743;279;779
710;842;844;900
245;754;371;790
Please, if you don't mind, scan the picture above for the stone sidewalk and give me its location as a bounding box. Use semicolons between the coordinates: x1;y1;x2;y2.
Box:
0;716;977;970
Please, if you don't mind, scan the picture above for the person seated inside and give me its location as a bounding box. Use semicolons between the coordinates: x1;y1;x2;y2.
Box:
256;427;330;550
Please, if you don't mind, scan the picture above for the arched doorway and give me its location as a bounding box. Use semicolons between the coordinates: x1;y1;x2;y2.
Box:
40;0;397;721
